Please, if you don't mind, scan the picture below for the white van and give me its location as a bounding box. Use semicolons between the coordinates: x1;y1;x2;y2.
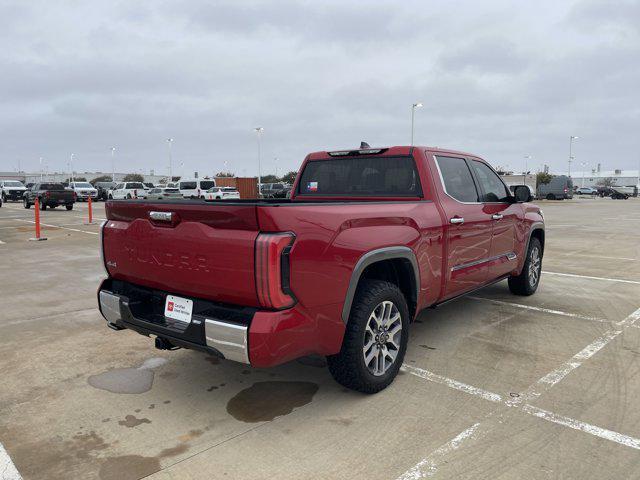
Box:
178;179;216;199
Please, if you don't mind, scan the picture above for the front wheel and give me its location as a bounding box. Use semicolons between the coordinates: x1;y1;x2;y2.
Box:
24;198;31;209
66;204;73;211
508;237;542;296
39;199;46;210
327;280;409;394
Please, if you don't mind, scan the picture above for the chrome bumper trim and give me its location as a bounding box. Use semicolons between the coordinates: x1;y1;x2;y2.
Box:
99;290;122;326
205;319;249;364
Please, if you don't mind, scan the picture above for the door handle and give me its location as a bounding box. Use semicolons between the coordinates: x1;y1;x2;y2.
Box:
492;214;503;220
450;217;464;225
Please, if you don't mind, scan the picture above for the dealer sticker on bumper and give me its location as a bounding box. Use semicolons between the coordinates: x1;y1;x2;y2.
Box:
164;295;193;323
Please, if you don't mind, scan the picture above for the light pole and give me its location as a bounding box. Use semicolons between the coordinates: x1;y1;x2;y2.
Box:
166;138;174;180
39;157;43;181
274;157;279;179
69;153;75;184
254;127;264;197
524;155;532;184
110;147;116;182
411;102;423;146
580;162;589;188
568;136;578;177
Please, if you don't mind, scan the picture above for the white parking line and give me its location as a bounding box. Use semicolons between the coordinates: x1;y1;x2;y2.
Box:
0;442;22;480
562;253;639;262
14;218;99;236
401;364;503;403
543;271;640;285
468;297;610;323
397;306;640;478
396;423;481;479
522;405;640;450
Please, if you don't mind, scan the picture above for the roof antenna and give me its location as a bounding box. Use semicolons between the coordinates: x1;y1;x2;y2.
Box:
360;141;370;149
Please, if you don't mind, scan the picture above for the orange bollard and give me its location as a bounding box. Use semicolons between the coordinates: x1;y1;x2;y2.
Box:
29;197;47;241
87;196;93;224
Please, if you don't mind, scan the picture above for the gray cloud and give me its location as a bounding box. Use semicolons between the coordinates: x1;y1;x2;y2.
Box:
0;0;639;178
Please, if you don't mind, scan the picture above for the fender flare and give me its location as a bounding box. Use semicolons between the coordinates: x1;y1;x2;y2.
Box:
341;246;420;324
524;222;545;259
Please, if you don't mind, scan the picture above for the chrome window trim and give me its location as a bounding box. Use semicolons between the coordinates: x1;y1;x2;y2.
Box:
433;154;482;205
451;252;517;272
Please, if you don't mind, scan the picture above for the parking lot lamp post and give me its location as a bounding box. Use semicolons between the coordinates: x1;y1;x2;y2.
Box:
569;136;578;177
167;138;174;180
411;102;423;146
524;155;532;184
39;157;43;181
69;153;75;184
254;127;264;197
110;147;116;182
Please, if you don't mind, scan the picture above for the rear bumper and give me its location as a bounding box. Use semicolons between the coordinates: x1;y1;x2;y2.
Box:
98;279;252;363
97;279;345;368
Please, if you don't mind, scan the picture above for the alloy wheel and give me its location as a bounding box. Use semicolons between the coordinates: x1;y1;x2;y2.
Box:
528;246;541;287
362;301;402;376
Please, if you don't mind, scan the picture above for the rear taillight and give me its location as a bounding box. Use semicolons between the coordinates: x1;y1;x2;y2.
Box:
255;232;296;309
564;188;568;193
45;191;51;198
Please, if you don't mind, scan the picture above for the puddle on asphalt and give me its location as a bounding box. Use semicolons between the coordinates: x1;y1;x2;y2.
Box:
226;381;319;423
88;358;167;394
99;444;189;480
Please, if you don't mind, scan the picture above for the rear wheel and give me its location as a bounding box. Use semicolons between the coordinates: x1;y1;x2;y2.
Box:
327;280;409;393
508;237;542;296
24;197;30;209
546;193;555;200
39;199;46;210
66;204;73;211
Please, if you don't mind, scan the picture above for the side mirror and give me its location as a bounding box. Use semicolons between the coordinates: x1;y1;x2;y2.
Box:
513;185;533;203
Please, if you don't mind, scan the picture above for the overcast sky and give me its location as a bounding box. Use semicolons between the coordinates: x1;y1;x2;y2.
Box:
1;0;639;178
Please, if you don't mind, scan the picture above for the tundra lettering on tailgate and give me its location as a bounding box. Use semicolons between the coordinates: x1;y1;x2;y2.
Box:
124;243;210;272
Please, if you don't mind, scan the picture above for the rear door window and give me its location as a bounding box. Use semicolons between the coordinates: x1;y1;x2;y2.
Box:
199;181;216;190
470;161;510;202
298;156;422;196
435;156;479;202
180;181;197;190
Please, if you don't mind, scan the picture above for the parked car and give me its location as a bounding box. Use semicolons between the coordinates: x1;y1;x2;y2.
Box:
143;182;155;190
610;188;630;200
179;179;216;199
260;183;289;198
575;187;597;195
98;145;544;393
145;187;183;200
205;187;241;200
109;182;145;199
68;181;99;201
23;182;75;210
94;181;117;201
1;180;27;202
537;175;574;200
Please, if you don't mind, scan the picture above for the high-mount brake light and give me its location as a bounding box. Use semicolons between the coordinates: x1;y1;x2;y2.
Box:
255;232;296;309
327;148;387;157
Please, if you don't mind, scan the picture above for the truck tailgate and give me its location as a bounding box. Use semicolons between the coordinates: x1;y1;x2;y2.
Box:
103;201;260;307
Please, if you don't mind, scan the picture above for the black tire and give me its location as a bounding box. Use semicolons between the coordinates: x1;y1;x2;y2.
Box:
546;194;555;200
1;193;5;202
39;199;46;211
126;194;132;199
327;279;409;394
24;197;30;209
66;204;73;211
108;194;113;200
508;237;543;296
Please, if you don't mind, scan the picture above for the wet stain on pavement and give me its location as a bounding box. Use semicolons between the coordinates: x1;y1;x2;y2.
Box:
99;455;161;480
205;356;220;365
159;371;179;379
88;368;154;394
177;429;203;442
327;417;354;426
207;385;218;391
227;381;319;423
297;355;328;368
419;344;436;350
118;415;151;428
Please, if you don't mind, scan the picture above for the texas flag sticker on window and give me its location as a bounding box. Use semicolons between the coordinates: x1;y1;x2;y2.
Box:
307;181;318;192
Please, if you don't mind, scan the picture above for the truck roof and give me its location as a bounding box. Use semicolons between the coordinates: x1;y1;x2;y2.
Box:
306;145;479;160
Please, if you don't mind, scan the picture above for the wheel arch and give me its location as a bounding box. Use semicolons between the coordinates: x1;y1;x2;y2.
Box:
341;247;420;324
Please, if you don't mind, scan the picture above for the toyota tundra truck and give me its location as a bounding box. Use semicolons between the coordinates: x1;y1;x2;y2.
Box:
98;146;544;393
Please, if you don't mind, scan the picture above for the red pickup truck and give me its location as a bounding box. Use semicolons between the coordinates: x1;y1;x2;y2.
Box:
98;146;544;393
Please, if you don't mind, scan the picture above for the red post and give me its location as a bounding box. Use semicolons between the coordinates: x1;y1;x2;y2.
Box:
34;197;41;239
88;196;93;224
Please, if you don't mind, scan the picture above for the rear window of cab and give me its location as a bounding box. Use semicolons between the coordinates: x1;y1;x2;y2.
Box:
297;156;422;197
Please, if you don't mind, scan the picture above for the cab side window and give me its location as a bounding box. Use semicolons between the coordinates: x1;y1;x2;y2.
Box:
470;161;510;203
435;156;479;203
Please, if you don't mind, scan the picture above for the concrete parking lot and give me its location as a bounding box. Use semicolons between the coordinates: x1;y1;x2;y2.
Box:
1;197;639;479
